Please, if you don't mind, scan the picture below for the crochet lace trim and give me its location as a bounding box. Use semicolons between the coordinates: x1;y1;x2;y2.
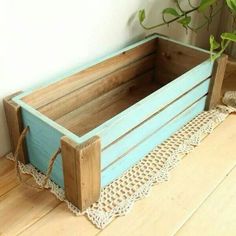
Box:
6;94;236;229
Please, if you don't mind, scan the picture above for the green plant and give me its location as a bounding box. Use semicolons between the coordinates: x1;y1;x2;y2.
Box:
139;0;236;61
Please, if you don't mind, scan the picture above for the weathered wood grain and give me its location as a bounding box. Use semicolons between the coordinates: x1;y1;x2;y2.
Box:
80;59;213;148
222;57;236;94
155;37;209;85
3;92;28;164
22;39;157;109
39;54;156;120
60;138;78;206
206;54;228;109
56;70;154;132
57;71;157;136
61;136;101;211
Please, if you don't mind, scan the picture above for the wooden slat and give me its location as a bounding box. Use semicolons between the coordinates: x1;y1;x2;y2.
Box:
206;54;228;109
22;39;157;109
61;136;101;211
56;70;155;132
222;57;236;94
155;38;209;85
21;108;64;187
57;71;157;136
74;81;158;136
101;79;210;170
98;114;236;236
225;57;236;76
176;164;236;236
39;54;156;120
60;138;78;205
101;96;207;187
80;59;213;148
3;92;28;164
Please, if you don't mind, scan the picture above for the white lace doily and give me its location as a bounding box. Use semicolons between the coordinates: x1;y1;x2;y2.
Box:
6;100;236;229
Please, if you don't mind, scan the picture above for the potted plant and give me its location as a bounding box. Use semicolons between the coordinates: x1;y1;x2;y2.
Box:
138;0;236;61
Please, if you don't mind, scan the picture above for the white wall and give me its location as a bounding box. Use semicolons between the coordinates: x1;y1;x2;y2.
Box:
0;0;219;157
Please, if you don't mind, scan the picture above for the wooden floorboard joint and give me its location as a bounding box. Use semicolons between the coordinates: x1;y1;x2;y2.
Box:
173;162;236;236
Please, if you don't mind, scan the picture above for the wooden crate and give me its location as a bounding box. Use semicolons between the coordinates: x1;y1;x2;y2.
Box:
4;35;227;211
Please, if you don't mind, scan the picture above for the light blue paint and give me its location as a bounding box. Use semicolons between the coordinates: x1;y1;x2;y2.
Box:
11;35;213;191
12;34;213;149
101;96;207;187
22;109;64;188
101;79;210;170
81;59;213;148
16;99;81;144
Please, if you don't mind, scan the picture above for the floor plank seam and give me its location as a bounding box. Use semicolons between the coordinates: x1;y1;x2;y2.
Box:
0;157;24;198
172;162;236;236
16;201;63;236
0;183;21;198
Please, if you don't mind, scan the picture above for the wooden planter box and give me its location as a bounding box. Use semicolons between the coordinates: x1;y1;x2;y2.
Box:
4;35;227;211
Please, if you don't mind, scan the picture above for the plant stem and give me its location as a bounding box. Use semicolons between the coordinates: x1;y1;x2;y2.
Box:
175;0;185;13
140;7;198;30
192;5;223;31
211;30;236;61
188;0;196;9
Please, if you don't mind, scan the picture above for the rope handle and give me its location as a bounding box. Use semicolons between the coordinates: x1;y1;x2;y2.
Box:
13;126;61;190
14;126;29;182
42;148;61;188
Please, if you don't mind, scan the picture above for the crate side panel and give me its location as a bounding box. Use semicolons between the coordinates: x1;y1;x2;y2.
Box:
21;39;157;109
155;37;210;85
101;79;210;169
21;108;64;188
101;96;207;187
83;59;213;148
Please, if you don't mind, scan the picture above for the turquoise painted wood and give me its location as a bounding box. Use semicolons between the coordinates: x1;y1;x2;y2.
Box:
101;96;207;187
101;79;210;170
14;99;81;144
21;109;64;188
81;59;213;148
11;34;214;194
12;34;211;147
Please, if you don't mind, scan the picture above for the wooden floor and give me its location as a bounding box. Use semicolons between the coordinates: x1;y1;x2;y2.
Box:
0;113;235;236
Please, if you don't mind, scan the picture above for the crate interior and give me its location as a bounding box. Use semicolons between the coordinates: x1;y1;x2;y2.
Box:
21;37;209;136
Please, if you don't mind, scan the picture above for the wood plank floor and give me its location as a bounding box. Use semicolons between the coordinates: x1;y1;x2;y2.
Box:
0;113;235;236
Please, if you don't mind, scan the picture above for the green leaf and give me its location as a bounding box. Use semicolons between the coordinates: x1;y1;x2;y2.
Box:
221;32;236;42
178;16;191;27
210;35;220;50
226;0;236;13
198;0;216;12
162;8;180;17
138;9;146;23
